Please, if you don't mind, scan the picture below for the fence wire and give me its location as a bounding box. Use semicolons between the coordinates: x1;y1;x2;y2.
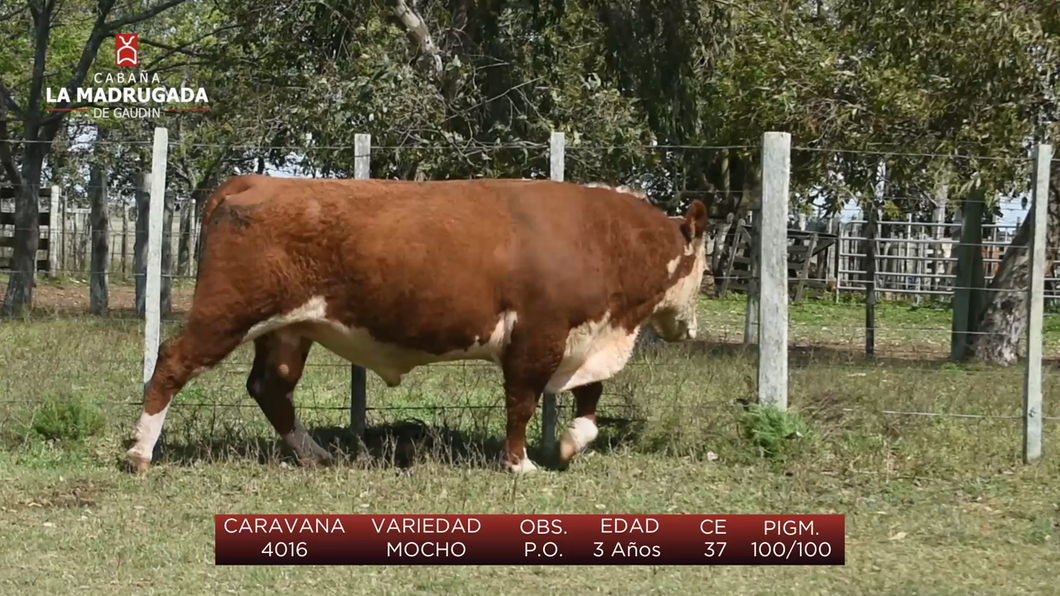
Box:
1;140;1057;464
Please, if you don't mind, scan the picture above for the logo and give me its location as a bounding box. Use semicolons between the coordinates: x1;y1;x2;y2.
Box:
116;34;138;66
45;31;211;119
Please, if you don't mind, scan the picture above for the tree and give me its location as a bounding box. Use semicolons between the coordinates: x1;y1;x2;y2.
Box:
1;0;192;315
970;162;1060;365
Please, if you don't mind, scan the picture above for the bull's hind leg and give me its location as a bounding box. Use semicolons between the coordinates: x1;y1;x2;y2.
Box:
558;381;602;469
127;319;246;472
246;331;333;466
501;381;542;473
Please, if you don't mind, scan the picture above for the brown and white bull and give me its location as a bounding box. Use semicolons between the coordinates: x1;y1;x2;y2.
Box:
126;175;708;473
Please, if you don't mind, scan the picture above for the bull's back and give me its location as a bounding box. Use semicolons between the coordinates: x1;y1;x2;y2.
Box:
200;176;664;320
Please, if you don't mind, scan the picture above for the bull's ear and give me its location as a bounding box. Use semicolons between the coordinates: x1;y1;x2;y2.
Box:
680;200;709;242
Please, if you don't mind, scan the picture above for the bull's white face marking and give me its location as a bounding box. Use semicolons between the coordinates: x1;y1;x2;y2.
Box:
559;416;599;464
650;233;708;341
506;448;538;474
246;296;519;387
127;403;170;466
546;310;640;394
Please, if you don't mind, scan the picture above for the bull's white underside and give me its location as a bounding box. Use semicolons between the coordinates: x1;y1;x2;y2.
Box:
240;296;641;394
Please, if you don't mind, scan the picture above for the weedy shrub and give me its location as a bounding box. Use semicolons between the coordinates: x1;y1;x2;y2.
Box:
739;404;812;459
18;394;105;443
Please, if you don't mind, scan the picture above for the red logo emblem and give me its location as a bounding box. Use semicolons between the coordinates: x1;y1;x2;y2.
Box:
116;34;138;66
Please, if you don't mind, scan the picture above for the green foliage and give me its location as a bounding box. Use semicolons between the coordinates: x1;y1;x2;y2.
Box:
739;404;812;460
17;394;105;444
2;0;1058;223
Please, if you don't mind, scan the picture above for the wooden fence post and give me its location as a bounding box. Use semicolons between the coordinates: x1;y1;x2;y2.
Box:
758;132;790;411
134;169;151;315
121;205;129;278
1023;143;1052;464
950;185;985;362
89;162;108;314
744;210;759;346
541;131;564;455
48;185;60;278
865;205;877;356
836;219;846;302
143;127;168;391
161;192;174;315
933;182;948;291
350;133;370;445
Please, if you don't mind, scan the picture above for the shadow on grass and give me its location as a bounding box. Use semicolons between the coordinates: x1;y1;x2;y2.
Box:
117;415;662;473
124;421;515;472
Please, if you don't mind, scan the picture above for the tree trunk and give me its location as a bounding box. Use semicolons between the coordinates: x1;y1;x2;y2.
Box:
970;163;1060;365
161;192;174;315
1;147;44;316
177;202;193;276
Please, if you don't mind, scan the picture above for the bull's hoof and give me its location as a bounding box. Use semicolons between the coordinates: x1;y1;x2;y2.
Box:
504;449;539;474
557;417;599;470
558;437;578;470
298;452;335;468
126;448;152;474
505;458;539;474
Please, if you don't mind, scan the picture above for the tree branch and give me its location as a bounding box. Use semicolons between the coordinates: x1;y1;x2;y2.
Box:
391;0;443;77
38;1;114;140
24;0;57;137
0;5;28;22
0;78;25;121
104;0;189;31
0;101;23;187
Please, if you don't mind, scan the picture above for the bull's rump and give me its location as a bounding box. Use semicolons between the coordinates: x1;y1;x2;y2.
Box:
198;177;672;372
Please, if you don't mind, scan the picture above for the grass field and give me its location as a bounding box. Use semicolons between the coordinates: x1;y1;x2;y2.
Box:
2;278;1059;595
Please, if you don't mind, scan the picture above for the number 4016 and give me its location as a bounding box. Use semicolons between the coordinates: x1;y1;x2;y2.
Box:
262;541;308;557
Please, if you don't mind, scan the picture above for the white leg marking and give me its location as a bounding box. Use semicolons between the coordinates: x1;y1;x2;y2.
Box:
559;416;599;462
506;448;539;474
126;404;170;467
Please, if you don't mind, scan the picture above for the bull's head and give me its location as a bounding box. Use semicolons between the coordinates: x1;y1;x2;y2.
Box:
648;200;709;342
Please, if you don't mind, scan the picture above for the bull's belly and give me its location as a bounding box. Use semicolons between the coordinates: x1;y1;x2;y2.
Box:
242;296;639;392
242;296;516;387
301;321;502;387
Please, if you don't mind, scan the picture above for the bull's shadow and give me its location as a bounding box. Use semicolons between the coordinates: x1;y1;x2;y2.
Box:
122;416;653;473
125;421;516;472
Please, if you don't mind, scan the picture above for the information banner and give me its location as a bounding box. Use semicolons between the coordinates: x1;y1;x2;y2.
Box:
215;514;845;565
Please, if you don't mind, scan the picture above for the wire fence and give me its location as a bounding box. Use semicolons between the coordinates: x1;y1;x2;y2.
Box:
1;133;1057;466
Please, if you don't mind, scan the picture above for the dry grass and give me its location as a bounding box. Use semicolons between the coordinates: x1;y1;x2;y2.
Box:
1;283;1059;595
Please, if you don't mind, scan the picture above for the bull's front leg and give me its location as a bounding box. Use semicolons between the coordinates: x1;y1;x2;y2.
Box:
558;381;602;469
